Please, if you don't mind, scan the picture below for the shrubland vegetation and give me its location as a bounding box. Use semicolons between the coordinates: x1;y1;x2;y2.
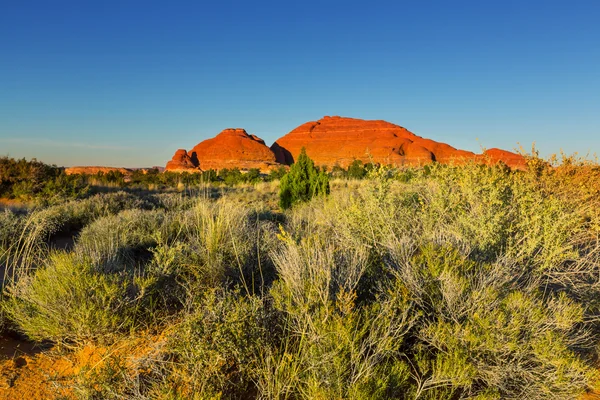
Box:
1;152;600;399
0;156;290;203
77;166;289;192
0;156;88;200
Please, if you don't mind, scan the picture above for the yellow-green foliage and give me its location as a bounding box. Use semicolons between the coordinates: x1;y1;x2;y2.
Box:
3;252;149;344
162;289;266;399
2;154;600;399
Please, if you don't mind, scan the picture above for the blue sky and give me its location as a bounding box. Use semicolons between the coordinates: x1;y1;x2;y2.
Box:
1;0;599;167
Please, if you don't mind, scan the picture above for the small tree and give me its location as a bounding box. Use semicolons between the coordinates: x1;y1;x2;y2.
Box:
279;148;330;209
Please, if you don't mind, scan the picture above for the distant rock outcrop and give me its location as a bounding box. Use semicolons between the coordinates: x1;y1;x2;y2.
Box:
271;116;526;169
479;148;528;169
165;129;278;172
165;149;198;172
165;117;526;172
64;166;132;175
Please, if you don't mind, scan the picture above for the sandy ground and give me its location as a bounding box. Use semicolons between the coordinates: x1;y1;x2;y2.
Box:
0;331;598;399
0;333;163;399
0;336;74;399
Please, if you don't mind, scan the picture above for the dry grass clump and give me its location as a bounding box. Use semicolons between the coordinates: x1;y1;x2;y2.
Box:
2;155;600;399
0;191;159;287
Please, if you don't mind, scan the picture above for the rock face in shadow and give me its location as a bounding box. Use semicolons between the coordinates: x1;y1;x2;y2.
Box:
270;116;526;169
165;129;278;172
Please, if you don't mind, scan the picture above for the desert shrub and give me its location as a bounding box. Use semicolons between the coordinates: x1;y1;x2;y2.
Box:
245;168;262;183
260;231;417;399
218;168;245;186
2;155;600;399
265;161;599;398
347;159;367;179
330;163;348;179
0;192;159;287
150;192;187;209
69;289;268;400
38;172;89;200
267;165;288;181
0;210;22;250
3;252;157;344
9;191;153;243
39;191;156;235
157;289;266;399
75;208;177;270
384;244;595;399
0;206;68;285
279;148;330;209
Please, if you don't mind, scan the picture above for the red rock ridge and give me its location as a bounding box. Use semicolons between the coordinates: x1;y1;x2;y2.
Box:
271;116;526;170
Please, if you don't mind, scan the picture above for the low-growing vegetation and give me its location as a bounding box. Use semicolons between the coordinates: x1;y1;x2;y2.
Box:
1;152;600;399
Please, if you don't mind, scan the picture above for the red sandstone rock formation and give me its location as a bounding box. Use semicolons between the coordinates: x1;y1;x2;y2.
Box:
166;117;526;173
479;148;528;169
165;129;278;172
165;149;198;171
271;116;526;169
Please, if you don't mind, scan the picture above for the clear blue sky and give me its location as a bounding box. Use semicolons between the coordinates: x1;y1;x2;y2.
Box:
1;0;599;167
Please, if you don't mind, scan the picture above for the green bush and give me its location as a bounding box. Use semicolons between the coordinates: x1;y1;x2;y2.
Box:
0;192;158;285
0;156;88;200
390;244;594;399
245;168;262;183
267;165;288;181
219;168;245;186
278;148;330;209
347;159;367;179
264;160;599;399
69;289;268;400
0;210;22;251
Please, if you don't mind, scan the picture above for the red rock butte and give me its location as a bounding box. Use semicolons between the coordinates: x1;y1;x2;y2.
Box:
166;117;527;172
271;116;527;170
166;128;279;172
